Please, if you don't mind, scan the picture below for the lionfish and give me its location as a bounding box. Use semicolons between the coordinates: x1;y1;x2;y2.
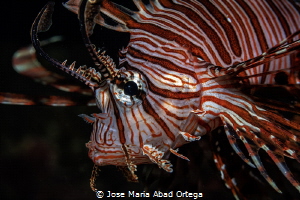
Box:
4;0;300;199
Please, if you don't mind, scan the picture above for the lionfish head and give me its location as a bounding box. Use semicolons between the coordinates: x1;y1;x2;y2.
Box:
31;0;204;178
79;0;205;169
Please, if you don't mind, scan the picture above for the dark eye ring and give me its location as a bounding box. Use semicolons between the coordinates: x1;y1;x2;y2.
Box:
124;81;139;96
112;70;147;107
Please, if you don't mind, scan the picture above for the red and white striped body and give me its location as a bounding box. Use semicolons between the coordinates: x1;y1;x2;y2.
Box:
27;0;300;197
65;0;300;167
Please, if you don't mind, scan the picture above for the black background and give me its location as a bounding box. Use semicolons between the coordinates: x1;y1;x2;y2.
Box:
1;1;299;200
0;1;144;200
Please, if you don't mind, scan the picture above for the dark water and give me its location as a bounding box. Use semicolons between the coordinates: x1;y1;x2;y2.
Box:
0;1;143;200
1;1;299;200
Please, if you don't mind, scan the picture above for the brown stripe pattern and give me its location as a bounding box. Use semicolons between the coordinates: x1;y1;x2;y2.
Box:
25;0;300;196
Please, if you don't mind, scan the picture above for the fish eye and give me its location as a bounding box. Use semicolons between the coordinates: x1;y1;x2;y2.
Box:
124;81;139;96
112;70;147;107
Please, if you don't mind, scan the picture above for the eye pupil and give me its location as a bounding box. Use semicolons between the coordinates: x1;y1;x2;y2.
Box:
124;81;139;96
